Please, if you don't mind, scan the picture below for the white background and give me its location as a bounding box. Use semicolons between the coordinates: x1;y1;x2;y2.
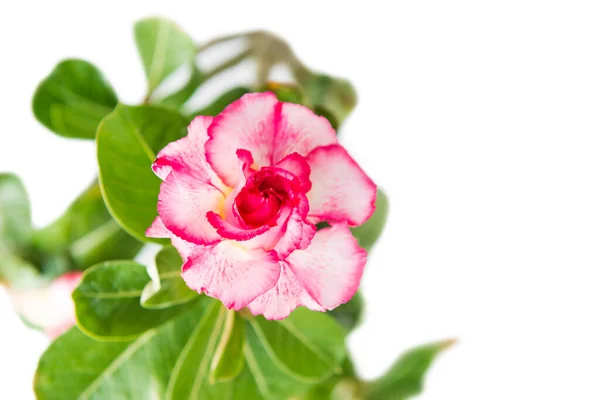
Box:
1;1;600;398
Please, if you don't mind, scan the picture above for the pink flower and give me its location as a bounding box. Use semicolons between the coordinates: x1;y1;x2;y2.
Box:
147;92;376;319
10;271;81;339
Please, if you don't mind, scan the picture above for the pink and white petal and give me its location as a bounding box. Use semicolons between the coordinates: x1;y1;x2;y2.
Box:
146;216;171;238
247;262;324;320
170;235;197;260
152;116;226;191
274;152;312;192
272;208;316;259
306;145;376;226
206;93;279;186
181;241;281;310
272;102;338;162
286;223;366;310
206;211;270;241
157;171;224;245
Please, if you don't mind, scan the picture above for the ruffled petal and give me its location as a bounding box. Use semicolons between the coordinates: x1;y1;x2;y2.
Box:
181;241;281;310
146;216;171;238
285;223;366;309
152;116;225;191
272;102;338;163
247;262;324;320
206;211;270;241
274;152;312;192
272;208;316;259
206;93;279;186
157;170;224;245
306;144;376;226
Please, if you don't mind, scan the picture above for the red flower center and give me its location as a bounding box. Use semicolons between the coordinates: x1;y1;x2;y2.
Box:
235;169;293;228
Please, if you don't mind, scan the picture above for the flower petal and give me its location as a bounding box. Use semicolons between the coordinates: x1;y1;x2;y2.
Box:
206;211;270;241
181;241;281;310
152;116;225;191
272;102;338;162
285;223;366;310
206;93;279;186
306;144;376;226
247;262;324;320
274;152;312;192
157;170;224;245
146;216;171;238
272;208;316;259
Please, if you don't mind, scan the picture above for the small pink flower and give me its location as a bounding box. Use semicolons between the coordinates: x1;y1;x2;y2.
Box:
147;93;376;319
10;271;81;339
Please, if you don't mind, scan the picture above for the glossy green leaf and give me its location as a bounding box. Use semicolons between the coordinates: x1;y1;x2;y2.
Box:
365;339;455;400
210;311;246;383
189;86;251;118
244;322;309;399
249;307;347;382
134;17;197;92
156;64;204;109
165;301;232;399
141;246;197;309
33;182;142;272
34;298;214;400
97;104;188;242
351;188;389;252
32;59;118;139
0;173;32;252
328;291;364;332
73;261;195;340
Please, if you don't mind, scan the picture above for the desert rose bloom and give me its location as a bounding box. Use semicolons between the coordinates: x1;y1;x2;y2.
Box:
147;92;376;319
9;271;81;338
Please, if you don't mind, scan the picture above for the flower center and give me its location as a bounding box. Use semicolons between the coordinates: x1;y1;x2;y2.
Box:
235;170;291;228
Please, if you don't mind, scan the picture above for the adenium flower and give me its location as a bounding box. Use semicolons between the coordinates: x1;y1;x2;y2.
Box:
9;271;81;338
147;92;376;319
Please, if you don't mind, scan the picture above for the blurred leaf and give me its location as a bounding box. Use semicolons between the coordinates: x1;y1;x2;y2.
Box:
34;298;215;400
189;86;251;118
141;246;197;309
249;307;346;382
135;17;197;92
73;261;195;340
300;73;357;130
32;59;118;139
0;242;42;289
156;64;204;109
261;82;306;104
33;182;142;272
0;173;32;252
210;311;245;383
351;188;389;253
328;291;364;332
365;339;455;400
97;104;188;242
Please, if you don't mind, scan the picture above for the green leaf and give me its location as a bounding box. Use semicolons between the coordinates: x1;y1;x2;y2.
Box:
261;82;306;104
156;64;204;109
0;173;32;252
299;73;357;130
33;182;142;272
134;17;197;92
365;339;456;400
328;291;364;332
34;298;215;400
189;86;251;118
73;261;195;340
97;104;188;242
210;311;245;383
351;188;389;252
141;246;197;309
249;307;347;382
32;59;118;139
0;241;42;289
